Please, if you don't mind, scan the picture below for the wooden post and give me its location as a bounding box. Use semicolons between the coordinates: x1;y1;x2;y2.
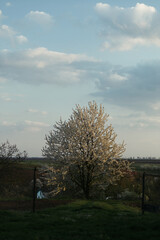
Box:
33;167;37;213
142;172;145;215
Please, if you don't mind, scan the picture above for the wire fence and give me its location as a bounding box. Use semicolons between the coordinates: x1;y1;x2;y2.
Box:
0;164;72;212
0;164;36;211
0;164;159;213
142;172;160;214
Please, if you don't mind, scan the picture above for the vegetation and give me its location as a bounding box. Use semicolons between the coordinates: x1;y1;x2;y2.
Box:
0;140;27;165
0;200;160;240
0;102;160;239
42;101;130;199
0;163;34;200
0;141;29;200
133;162;160;174
0;160;159;207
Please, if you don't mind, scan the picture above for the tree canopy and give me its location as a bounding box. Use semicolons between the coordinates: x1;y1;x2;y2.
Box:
42;101;130;199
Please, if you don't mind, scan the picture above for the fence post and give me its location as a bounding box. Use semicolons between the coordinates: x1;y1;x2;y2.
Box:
33;167;37;213
142;172;145;215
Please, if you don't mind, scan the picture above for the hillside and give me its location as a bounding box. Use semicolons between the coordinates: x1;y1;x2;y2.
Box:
0;200;160;240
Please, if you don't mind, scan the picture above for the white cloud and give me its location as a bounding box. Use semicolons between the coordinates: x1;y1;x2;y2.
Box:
132;3;156;28
14;94;24;97
26;10;54;26
127;114;160;128
93;59;160;112
2;121;16;126
0;10;27;45
0;77;7;83
151;102;160;111
0;93;12;102
110;111;160;130
2;97;11;101
95;3;160;51
1;47;160;114
28;108;48;115
0;24;28;44
25;120;49;127
0;119;50;133
0;92;24;102
41;111;47;115
0;47;97;85
109;73;127;82
16;35;28;44
26;47;95;63
0;25;15;37
28;109;39;113
26;127;41;132
24;120;50;133
148;117;160;125
6;2;11;7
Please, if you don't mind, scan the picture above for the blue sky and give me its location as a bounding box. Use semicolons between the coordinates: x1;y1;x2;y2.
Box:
1;0;160;157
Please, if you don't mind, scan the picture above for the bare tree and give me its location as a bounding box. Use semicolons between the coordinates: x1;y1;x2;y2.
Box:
42;101;130;199
0;140;27;165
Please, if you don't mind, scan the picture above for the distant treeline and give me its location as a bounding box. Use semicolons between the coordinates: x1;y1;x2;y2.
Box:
25;157;160;164
125;158;160;164
1;156;160;165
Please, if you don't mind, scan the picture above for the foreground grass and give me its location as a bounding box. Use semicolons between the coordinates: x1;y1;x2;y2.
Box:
0;200;160;240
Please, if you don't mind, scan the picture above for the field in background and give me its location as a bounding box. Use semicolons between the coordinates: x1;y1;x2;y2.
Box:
27;157;160;171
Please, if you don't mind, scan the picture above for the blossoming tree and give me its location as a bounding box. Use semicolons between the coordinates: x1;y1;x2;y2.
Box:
42;101;130;199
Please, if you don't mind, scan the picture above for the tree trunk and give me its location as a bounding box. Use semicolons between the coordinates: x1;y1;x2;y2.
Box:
84;184;90;199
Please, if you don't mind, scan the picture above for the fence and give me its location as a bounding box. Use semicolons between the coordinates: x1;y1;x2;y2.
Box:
142;172;160;214
0;164;72;212
0;164;37;212
0;164;159;213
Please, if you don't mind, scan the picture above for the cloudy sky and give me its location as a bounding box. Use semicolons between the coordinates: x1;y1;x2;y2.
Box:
1;0;160;157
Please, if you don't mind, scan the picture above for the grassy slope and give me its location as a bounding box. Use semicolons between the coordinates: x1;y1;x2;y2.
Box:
0;200;160;240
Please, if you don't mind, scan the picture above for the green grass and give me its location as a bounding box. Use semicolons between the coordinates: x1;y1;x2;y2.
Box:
0;200;160;240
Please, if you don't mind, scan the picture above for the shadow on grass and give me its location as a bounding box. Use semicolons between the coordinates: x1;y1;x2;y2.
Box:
0;200;160;240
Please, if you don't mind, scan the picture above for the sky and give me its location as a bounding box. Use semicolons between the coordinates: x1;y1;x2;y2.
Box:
1;0;160;158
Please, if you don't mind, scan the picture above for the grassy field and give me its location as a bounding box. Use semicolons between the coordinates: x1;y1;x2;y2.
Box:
132;162;160;173
0;200;160;240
